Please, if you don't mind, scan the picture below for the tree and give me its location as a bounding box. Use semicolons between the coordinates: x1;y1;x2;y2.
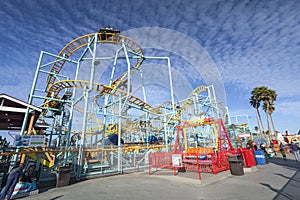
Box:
250;96;262;136
261;89;277;139
250;86;277;144
250;87;266;138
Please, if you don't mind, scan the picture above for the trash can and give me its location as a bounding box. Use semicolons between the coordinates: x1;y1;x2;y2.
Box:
56;165;72;188
228;154;244;176
254;150;267;165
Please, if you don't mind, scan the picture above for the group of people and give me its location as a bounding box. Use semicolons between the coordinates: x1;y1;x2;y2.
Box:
278;141;299;162
288;141;300;162
251;139;300;162
0;163;37;200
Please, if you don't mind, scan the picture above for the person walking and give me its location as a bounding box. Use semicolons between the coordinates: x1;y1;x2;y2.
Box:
279;142;287;160
290;141;300;162
0;163;23;200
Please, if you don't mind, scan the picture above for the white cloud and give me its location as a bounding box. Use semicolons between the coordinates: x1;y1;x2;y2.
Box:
124;27;226;104
0;0;299;133
276;100;300;117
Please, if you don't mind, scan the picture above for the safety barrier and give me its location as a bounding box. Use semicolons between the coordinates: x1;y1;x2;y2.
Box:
148;149;231;180
148;152;173;175
239;149;256;168
214;151;230;173
182;151;230;178
185;147;214;154
182;153;201;179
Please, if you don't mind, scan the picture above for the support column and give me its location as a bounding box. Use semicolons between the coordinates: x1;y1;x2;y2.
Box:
77;33;98;180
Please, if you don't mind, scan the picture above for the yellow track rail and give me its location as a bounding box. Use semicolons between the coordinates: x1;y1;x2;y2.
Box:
46;80;161;115
46;32;144;88
175;85;208;118
44;32;145;114
72;105;103;125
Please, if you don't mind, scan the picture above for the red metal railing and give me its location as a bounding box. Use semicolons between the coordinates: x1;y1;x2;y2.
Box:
148;152;173;175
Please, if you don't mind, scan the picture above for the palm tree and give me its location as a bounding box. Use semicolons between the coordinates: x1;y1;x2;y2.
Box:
262;89;277;139
250;86;278;144
268;104;276;136
250;87;267;138
267;90;277;136
249;95;263;137
262;103;272;143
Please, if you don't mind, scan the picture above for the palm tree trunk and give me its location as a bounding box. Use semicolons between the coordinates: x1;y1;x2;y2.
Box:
266;112;272;145
257;108;265;135
266;101;273;144
255;108;262;137
269;114;277;140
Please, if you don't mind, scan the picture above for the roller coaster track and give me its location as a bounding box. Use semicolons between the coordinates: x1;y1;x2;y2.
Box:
133;85;209;123
44;32;145;112
47;80;162;115
133;101;173;122
175;85;208;118
72;105;103;125
130;85;209;131
46;32;144;88
24;31;173;170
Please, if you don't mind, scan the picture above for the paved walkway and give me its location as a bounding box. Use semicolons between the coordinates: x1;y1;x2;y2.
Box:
21;155;300;200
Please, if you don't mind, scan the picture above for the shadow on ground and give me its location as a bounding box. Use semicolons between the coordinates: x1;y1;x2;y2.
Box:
261;158;300;200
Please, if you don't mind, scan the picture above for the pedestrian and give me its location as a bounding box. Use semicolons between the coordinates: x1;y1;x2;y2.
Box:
0;163;23;200
13;164;38;196
260;143;269;163
252;143;258;151
246;143;252;150
20;164;37;183
289;141;300;162
279;142;286;160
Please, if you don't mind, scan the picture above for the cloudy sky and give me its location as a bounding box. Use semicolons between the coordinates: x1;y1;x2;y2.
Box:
0;0;299;136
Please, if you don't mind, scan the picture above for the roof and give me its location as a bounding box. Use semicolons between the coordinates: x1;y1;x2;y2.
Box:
0;94;42;130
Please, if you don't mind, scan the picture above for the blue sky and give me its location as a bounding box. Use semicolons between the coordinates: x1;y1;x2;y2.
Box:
0;0;300;139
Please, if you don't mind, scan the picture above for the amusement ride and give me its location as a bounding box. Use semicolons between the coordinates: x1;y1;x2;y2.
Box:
1;28;246;189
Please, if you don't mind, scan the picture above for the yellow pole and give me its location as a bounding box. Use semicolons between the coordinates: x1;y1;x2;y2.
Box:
20;114;35;165
183;127;188;150
27;114;35;135
213;122;218;150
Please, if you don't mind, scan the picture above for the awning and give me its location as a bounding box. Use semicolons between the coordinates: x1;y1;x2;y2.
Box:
0;94;42;130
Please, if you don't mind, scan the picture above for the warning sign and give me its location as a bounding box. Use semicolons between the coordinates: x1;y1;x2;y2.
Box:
14;135;45;147
172;154;182;167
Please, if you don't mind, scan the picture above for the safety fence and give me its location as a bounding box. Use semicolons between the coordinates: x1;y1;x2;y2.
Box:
148;152;173;175
239;149;256;168
182;151;230;178
148;150;231;180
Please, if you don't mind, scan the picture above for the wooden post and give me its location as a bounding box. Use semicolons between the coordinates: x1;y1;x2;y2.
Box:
20;114;35;165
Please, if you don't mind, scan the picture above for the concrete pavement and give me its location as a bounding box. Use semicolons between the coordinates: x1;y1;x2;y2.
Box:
21;155;300;200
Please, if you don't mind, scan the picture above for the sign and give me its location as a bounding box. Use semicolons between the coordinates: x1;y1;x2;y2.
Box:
255;154;265;158
172;154;182;167
14;135;45;147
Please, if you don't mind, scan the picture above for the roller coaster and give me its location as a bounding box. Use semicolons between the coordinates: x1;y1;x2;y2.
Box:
1;28;231;183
